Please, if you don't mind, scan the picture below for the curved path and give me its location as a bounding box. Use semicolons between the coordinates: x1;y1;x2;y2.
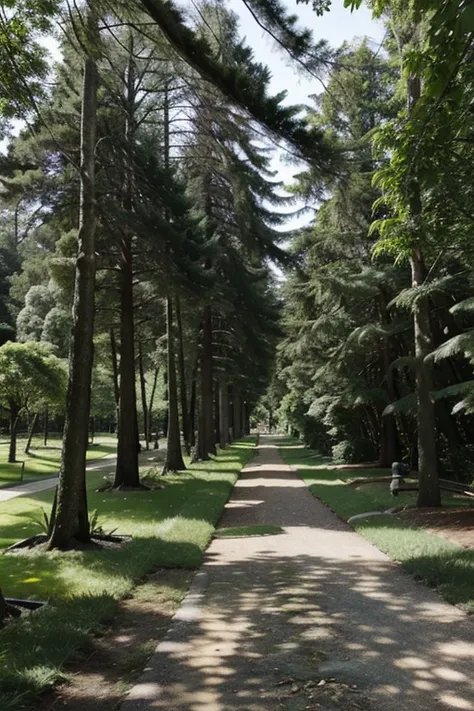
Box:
122;437;474;711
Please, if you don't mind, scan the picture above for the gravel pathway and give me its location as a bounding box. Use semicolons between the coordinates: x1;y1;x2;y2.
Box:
122;437;474;711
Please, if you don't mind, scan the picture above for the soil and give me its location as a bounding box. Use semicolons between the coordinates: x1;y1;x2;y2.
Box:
398;505;474;550
35;568;192;711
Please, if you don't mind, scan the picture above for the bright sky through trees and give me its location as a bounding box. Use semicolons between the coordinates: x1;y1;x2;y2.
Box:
228;0;385;229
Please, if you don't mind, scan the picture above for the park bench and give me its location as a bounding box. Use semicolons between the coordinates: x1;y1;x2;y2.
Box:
390;462;474;498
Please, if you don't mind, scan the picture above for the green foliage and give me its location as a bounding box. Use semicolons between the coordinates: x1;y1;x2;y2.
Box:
0;341;65;415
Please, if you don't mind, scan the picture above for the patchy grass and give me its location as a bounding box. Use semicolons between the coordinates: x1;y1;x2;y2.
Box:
0;438;255;710
214;524;283;538
280;443;474;613
0;435;117;487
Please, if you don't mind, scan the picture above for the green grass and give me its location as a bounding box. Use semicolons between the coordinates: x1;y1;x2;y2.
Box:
0;438;255;709
214;524;283;537
280;443;474;613
0;435;117;487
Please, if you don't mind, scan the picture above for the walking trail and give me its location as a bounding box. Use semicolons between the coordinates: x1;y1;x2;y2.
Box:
0;449;166;503
122;437;474;711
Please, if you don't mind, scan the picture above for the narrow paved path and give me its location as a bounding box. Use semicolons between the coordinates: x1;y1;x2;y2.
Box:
0;448;168;503
122;438;474;711
0;455;119;502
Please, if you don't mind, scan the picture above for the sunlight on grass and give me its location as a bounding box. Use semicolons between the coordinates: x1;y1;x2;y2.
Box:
280;442;474;613
0;438;256;709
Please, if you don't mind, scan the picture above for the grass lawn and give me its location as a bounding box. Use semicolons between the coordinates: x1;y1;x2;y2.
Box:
279;442;474;613
0;435;117;487
0;438;255;710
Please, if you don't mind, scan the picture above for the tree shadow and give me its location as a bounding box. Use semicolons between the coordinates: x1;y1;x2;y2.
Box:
123;547;474;711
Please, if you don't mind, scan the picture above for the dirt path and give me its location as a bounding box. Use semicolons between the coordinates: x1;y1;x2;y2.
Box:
122;438;474;711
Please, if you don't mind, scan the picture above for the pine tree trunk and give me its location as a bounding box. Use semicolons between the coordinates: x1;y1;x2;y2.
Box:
176;295;191;454
214;380;220;446
25;412;39;455
411;249;440;506
113;37;140;488
110;328;120;428
195;306;215;459
43;406;49;446
189;370;197;448
163;297;185;473
47;12;98;549
233;389;242;440
218;381;229;449
138;339;149;450
148;366;159;446
241;397;246;436
114;241;140;488
8;404;19;463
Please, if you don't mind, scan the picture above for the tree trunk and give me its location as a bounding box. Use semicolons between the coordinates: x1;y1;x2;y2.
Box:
114;240;140;488
113;37;140;489
25;412;39;455
194;306;215;460
214;380;220;446
138;339;149;450
47;11;98;549
411;249;440;506
218;381;229;449
176;295;191;455
43;406;49;446
241;397;247;436
163;297;185;473
8;404;19;463
148;366;159;446
406;75;440;507
233;389;242;440
109;327;120;427
189;369;197;448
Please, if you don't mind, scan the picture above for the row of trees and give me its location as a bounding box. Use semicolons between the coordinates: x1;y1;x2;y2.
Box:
274;1;474;507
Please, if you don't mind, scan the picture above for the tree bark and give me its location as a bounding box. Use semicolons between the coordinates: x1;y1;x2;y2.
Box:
194;306;215;460
25;412;39;455
163;297;185;473
113;36;140;488
148;366;159;447
233;388;242;440
218;381;229;449
8;403;19;463
411;248;440;506
189;368;197;448
109;327;120;427
47;10;98;548
176;295;191;454
407;75;440;507
114;240;140;487
214;380;220;446
138;339;149;450
43;406;49;446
